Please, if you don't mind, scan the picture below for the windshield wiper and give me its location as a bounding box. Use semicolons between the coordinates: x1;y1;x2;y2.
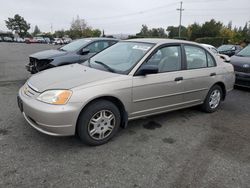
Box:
93;61;115;73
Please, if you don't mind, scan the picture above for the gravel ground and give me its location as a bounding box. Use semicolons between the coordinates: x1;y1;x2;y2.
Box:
0;42;250;188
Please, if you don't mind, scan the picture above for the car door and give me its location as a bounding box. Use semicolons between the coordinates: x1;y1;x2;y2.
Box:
181;44;218;104
131;45;186;118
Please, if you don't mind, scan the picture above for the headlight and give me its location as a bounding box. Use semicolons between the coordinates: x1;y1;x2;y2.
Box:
37;90;72;105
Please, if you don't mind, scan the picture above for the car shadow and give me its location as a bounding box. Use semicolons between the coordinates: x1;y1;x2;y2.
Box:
27;106;202;149
234;85;250;92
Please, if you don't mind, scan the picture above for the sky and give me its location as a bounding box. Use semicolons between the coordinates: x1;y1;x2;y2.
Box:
0;0;249;35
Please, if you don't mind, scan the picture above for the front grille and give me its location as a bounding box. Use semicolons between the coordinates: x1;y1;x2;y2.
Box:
233;64;250;73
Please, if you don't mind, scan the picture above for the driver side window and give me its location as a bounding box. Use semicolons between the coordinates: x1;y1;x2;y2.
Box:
144;46;182;73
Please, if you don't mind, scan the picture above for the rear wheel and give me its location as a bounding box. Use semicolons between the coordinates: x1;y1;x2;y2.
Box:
77;100;121;146
201;85;222;113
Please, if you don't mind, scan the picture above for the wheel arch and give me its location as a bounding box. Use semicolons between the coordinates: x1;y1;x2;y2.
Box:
212;82;226;100
76;96;128;134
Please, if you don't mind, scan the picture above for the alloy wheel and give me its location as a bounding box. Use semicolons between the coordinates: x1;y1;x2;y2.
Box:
209;89;221;109
87;110;116;140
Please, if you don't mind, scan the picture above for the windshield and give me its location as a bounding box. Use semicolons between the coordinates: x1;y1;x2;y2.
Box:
237;45;250;57
86;42;154;74
60;39;91;52
218;45;234;51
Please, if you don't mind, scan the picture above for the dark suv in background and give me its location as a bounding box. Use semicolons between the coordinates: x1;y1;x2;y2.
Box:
26;38;118;73
230;45;250;88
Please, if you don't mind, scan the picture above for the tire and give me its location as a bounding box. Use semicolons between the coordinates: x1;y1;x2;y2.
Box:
201;85;222;113
77;100;121;146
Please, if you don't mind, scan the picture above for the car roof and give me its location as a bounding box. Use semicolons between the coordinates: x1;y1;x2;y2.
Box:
125;38;199;45
81;37;119;41
200;43;215;48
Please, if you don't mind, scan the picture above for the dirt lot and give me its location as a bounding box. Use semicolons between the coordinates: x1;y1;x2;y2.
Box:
0;42;250;188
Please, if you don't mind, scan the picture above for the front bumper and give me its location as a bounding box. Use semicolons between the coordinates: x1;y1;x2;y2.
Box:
235;71;250;88
18;87;83;136
25;63;35;73
26;58;54;73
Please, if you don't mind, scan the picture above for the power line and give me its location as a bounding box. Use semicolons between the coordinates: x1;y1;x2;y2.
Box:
86;2;178;21
177;1;184;38
186;7;250;11
89;9;176;25
91;11;177;27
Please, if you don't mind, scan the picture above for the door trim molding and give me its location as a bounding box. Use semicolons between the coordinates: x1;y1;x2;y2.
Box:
133;87;208;103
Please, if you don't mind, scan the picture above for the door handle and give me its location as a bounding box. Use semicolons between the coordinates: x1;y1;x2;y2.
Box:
210;73;216;76
174;77;183;81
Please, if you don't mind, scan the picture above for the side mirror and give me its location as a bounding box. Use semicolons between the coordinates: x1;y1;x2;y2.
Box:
81;48;90;55
136;65;158;76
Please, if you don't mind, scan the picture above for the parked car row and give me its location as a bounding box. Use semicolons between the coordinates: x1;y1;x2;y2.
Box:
0;36;72;45
24;37;50;44
18;38;237;146
0;36;14;42
53;37;72;45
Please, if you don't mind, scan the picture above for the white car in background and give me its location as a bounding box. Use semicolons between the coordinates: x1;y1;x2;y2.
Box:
53;38;64;45
62;37;72;44
33;37;46;43
14;37;25;43
201;44;230;62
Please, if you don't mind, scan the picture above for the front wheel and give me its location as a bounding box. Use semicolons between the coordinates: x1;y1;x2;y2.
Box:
201;85;222;113
77;100;121;146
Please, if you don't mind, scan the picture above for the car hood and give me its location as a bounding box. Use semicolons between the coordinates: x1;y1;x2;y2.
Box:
27;64;120;92
30;49;68;59
230;55;250;65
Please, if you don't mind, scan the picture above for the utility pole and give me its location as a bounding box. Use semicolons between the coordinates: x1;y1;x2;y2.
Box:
177;1;184;38
50;23;53;34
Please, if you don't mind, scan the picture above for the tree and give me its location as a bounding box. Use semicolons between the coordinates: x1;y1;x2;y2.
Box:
140;25;150;37
167;26;187;39
136;25;167;38
227;21;232;30
167;26;179;38
188;23;202;40
82;27;93;37
220;27;235;39
33;25;41;36
70;15;88;38
200;19;223;37
5;14;30;37
242;22;249;37
92;29;102;37
53;30;65;38
71;15;87;31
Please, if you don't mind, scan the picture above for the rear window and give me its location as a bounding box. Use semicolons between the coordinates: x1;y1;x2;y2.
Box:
184;45;216;69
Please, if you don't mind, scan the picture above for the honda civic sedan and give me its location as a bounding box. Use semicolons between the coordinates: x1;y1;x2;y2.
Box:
18;39;235;146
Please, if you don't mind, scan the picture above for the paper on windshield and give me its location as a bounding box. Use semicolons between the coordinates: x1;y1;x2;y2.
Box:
132;45;151;51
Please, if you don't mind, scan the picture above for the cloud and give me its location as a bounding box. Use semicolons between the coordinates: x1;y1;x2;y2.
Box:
0;0;249;34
